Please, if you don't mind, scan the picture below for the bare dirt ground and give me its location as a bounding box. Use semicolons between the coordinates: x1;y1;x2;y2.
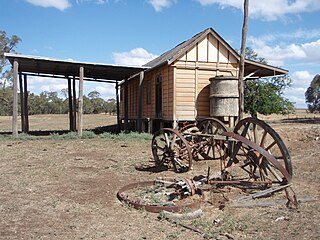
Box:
0;114;320;239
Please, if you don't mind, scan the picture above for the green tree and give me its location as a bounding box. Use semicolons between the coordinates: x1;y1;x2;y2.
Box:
45;91;63;114
60;88;68;99
91;97;105;114
245;75;294;117
241;47;295;117
83;95;94;114
305;74;320;113
86;90;107;114
0;30;21;88
0;87;13;115
105;98;117;115
243;47;267;64
28;93;47;115
0;31;21;115
88;90;100;99
28;91;64;115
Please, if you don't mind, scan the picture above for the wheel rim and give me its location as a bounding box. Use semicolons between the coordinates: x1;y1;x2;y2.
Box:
195;118;228;161
197;118;227;135
230;117;292;183
151;128;192;173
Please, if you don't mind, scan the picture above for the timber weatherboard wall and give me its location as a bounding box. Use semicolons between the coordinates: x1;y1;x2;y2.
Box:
120;64;174;122
172;34;238;121
119;28;287;132
119;31;239;126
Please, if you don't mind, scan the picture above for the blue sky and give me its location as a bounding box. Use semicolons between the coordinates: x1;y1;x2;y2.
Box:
1;0;319;108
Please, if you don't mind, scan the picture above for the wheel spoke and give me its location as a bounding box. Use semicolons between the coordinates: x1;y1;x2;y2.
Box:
233;117;292;183
265;140;277;152
260;129;268;147
164;132;170;147
152;128;192;173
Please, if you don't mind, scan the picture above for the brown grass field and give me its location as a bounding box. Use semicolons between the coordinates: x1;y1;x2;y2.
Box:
0;114;117;133
0;113;319;239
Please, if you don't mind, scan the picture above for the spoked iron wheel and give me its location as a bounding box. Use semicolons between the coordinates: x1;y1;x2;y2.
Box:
151;128;192;173
197;118;227;135
194;118;228;161
226;117;292;184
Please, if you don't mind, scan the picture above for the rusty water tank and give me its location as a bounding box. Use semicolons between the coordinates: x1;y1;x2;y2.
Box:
209;76;239;117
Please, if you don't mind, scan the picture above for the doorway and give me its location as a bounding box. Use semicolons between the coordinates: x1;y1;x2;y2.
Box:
155;75;162;118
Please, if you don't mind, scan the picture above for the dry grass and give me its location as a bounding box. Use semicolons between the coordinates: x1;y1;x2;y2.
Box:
0;114;117;132
1;110;319;133
0;114;319;239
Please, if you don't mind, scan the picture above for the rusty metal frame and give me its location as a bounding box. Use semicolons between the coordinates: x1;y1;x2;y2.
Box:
221;132;292;183
117;180;203;213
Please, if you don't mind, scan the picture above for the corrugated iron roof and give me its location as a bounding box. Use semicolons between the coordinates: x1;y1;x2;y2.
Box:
5;53;146;82
143;28;210;68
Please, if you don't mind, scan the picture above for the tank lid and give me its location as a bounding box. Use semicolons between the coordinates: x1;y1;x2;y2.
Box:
209;76;239;81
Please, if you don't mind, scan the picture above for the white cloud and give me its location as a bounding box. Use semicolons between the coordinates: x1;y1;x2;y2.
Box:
27;76;68;93
85;82;116;100
27;77;116;100
284;70;315;108
148;0;176;12
94;85;115;99
249;37;320;66
76;0;108;5
95;0;108;4
291;71;314;88
112;48;158;66
301;39;320;64
25;0;71;11
196;0;320;21
255;29;320;43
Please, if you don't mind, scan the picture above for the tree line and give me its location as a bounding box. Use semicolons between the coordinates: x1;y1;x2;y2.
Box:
0;88;117;116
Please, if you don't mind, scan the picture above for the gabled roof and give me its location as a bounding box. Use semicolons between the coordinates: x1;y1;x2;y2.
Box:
143;28;237;68
143;28;288;77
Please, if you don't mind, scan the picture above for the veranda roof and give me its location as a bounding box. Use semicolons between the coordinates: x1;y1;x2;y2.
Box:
5;53;146;82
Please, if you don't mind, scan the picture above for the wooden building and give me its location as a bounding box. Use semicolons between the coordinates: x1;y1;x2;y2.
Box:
119;28;288;132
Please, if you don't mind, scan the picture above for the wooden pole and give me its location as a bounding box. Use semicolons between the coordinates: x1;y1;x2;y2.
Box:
115;81;120;131
238;0;249;120
72;76;77;131
137;71;144;132
124;78;129;133
12;60;19;137
19;73;25;132
67;77;74;131
24;74;29;133
78;66;84;136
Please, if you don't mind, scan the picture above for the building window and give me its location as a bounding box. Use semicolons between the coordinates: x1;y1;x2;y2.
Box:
146;79;151;105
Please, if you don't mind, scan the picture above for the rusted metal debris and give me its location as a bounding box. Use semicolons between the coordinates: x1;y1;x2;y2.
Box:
117;180;203;213
117;117;298;212
117;175;298;212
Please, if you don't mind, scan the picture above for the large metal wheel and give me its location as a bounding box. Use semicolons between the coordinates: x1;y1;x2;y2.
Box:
194;118;228;161
151;128;192;173
226;117;292;184
197;118;227;135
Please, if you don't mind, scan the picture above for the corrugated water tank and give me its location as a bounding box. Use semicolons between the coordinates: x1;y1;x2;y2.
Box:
209;76;239;117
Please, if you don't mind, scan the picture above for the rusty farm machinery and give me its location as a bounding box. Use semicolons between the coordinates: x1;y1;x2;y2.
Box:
117;117;297;213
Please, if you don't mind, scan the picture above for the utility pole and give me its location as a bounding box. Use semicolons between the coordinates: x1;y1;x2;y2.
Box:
238;0;249;120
